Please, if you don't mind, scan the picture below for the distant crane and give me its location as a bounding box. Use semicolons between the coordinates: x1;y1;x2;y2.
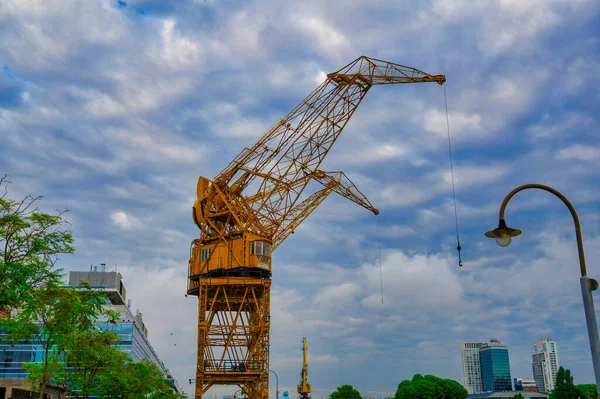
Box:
297;338;311;399
187;56;446;399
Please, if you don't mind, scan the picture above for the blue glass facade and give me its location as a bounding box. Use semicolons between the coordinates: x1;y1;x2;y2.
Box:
0;321;162;379
479;345;512;392
0;335;43;379
1;270;178;393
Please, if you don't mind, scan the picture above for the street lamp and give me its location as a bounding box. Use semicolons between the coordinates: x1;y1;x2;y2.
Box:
260;369;280;399
485;183;600;398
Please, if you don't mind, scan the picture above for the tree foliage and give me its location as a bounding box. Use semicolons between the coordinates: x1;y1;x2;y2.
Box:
330;385;362;399
576;384;598;399
395;374;467;399
0;179;116;399
64;329;122;399
95;356;178;399
512;394;525;399
550;366;579;399
0;179;179;399
3;284;115;399
0;175;74;314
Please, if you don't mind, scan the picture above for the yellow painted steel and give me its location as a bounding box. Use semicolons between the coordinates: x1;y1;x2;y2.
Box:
188;56;445;399
297;338;311;399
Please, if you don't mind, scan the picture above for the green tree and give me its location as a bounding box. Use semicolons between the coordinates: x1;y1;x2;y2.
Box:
0;180;178;399
576;384;598;399
395;374;467;399
512;394;525;399
0;180;118;399
0;176;74;314
550;366;579;399
395;375;435;399
23;356;68;393
64;329;123;399
3;283;115;399
95;355;178;399
92;348;130;399
330;385;362;399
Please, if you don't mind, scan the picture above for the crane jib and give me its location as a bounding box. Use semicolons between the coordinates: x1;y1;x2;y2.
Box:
187;55;445;399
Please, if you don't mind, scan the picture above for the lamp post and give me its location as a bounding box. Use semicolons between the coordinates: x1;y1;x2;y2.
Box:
260;369;279;399
485;183;600;398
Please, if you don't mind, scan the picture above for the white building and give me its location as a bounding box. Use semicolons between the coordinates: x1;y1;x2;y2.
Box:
532;339;559;393
462;342;485;394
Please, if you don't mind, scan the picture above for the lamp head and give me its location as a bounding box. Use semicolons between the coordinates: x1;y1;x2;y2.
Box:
485;219;522;247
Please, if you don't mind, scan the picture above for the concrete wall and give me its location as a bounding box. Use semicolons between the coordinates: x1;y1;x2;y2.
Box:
68;271;120;289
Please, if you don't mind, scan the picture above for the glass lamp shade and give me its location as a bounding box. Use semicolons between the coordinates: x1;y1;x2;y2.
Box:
485;219;522;247
495;232;512;247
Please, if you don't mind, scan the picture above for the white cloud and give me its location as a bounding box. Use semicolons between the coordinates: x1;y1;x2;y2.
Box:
335;143;408;166
314;282;361;308
376;183;430;207
84;93;125;118
312;353;340;364
526;112;595;140
297;17;350;60
221;11;268;60
556;144;600;161
565;57;600;93
151;19;202;70
107;124;202;164
361;251;463;310
380;224;416;239
424;109;483;138
110;210;141;230
441;165;509;189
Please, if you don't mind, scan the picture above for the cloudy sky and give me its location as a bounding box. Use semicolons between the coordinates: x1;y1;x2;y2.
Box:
1;0;600;397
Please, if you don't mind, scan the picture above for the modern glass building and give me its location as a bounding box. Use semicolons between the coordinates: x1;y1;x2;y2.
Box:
0;266;179;394
479;339;512;392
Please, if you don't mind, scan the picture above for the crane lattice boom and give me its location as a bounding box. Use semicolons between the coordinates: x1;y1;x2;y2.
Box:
193;56;444;248
188;56;445;399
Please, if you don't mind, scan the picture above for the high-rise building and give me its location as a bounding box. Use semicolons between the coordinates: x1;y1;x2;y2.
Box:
479;339;512;392
461;342;485;394
0;266;180;396
532;339;559;393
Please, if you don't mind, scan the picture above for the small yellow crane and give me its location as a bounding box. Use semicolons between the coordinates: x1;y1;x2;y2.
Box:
297;338;311;399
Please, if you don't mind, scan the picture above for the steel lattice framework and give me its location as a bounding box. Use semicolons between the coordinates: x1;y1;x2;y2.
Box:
188;56;445;399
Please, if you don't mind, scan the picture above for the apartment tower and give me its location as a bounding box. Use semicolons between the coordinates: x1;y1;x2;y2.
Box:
461;342;485;394
532;339;559;393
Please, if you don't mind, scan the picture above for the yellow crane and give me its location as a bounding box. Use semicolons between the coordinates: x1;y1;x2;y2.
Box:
297;338;311;399
187;56;445;399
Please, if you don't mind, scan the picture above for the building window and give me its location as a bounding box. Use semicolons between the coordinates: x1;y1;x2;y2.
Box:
200;249;211;262
251;241;271;257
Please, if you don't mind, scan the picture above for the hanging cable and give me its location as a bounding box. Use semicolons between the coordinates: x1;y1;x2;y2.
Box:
376;215;384;303
444;83;463;267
